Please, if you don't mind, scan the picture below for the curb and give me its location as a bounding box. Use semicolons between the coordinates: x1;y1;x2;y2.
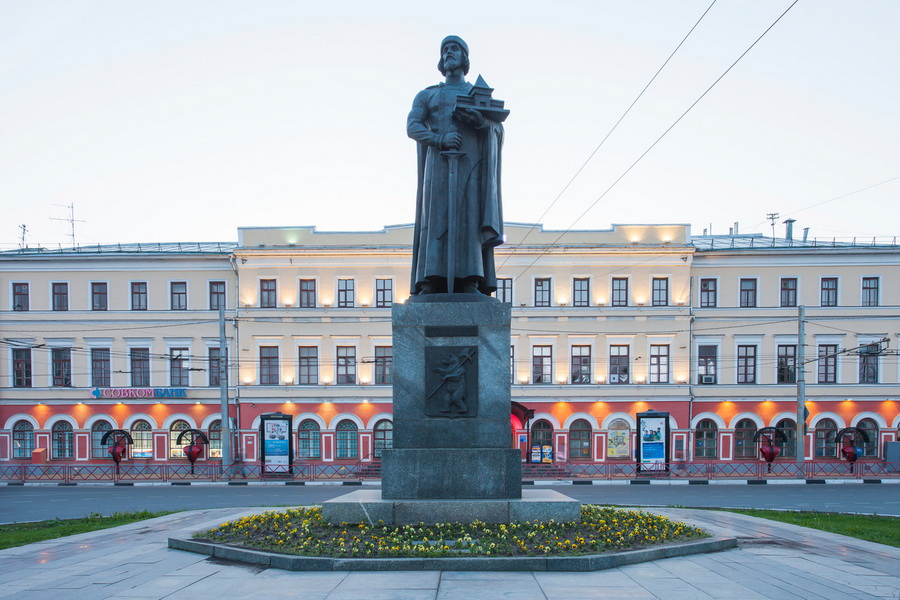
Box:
168;535;737;572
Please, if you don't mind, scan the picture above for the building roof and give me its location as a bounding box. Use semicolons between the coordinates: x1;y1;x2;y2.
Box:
690;234;900;252
0;242;238;256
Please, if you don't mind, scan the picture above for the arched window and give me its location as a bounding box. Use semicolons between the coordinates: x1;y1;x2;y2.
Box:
568;419;592;460
733;419;757;459
52;421;73;459
12;421;34;459
775;418;797;458
91;420;113;459
208;420;222;458
131;420;153;459
298;420;321;459
814;418;838;458
335;420;358;459
606;418;631;459
857;418;879;457
169;420;190;458
695;419;717;459
373;420;393;459
531;420;553;447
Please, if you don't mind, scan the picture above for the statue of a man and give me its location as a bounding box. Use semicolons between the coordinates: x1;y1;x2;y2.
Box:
407;36;506;295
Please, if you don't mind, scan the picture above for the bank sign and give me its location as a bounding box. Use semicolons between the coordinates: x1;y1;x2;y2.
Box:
91;388;188;399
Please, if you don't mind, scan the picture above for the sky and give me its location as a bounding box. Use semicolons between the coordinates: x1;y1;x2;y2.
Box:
2;0;899;250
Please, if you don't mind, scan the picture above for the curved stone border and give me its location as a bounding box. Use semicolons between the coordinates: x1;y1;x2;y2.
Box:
168;535;736;572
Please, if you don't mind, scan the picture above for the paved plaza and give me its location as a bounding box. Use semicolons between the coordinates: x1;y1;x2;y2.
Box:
0;504;897;599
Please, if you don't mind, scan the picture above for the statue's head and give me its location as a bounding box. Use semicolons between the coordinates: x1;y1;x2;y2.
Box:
438;35;470;75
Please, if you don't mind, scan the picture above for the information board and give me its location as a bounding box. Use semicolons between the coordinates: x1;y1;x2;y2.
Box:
636;411;670;473
260;413;293;474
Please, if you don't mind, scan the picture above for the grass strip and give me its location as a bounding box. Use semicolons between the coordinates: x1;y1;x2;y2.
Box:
0;510;174;550
721;509;900;548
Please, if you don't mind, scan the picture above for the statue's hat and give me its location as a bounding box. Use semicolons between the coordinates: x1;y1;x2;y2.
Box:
440;35;468;55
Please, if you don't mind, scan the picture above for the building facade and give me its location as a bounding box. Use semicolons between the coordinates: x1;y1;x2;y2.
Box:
2;224;898;472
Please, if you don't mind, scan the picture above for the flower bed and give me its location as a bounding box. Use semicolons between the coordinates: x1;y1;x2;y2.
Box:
196;505;706;558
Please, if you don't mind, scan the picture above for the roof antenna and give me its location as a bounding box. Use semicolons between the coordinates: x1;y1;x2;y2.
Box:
766;212;779;238
19;224;27;249
50;203;85;248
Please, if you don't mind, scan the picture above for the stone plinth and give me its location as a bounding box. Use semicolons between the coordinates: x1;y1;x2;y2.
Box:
322;489;581;525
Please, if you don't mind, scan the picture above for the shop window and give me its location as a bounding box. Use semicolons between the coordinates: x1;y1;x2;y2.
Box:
733;419;757;459
606;419;631;459
169;420;190;458
52;422;74;460
298;420;321;459
13;421;34;459
208;420;222;458
374;420;393;459
695;419;717;459
568;419;592;460
775;418;797;458
814;418;837;458
131;420;153;459
857;418;879;457
335;420;358;459
91;421;113;459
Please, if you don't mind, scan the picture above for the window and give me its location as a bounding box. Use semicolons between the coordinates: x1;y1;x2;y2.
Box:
169;420;190;458
651;278;668;306
374;346;393;385
862;277;879;307
52;348;72;387
531;420;553;448
13;282;29;311
374;420;393;459
299;279;316;308
298;346;318;385
298;420;321;459
335;420;358;459
697;345;716;384
820;278;838;306
52;422;74;459
209;347;226;387
814;418;837;458
609;345;629;384
336;346;356;384
131;282;148;311
611;278;628;306
568;419;592;460
573;278;590;307
130;348;150;387
649;345;669;384
695;419;717;459
91;421;112;459
775;418;797;458
13;348;32;387
780;278;797;307
375;278;393;307
260;279;276;308
52;283;68;311
606;419;631;459
131;420;153;459
776;345;797;384
817;344;837;384
13;421;34;459
534;278;551;307
734;419;757;459
91;348;111;387
91;282;108;311
170;348;189;386
737;345;757;384
208;420;222;458
699;279;717;308
739;279;757;308
570;346;591;384
531;345;552;384
858;343;879;383
495;278;512;303
337;279;355;308
259;346;279;385
857;418;879;457
170;282;187;310
209;281;226;310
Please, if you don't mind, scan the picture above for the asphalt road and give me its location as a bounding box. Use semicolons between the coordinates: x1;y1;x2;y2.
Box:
1;483;898;523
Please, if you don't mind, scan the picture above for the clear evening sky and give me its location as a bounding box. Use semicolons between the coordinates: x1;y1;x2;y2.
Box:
2;1;898;249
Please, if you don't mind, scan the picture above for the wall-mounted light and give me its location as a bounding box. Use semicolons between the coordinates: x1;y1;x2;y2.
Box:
519;376;529;384
360;299;370;307
360;377;370;384
634;377;646;384
194;401;201;405
322;377;332;384
556;376;567;384
596;376;606;384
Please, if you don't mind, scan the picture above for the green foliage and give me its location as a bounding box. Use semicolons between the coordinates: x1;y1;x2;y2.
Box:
0;510;172;550
724;509;900;548
197;505;707;558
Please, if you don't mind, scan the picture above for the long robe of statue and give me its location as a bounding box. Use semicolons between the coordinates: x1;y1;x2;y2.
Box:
407;37;504;296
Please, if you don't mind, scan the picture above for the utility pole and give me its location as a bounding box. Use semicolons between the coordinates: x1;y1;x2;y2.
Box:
796;305;806;468
766;212;779;238
219;305;231;479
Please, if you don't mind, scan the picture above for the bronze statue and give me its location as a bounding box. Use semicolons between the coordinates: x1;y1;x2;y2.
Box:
408;36;508;295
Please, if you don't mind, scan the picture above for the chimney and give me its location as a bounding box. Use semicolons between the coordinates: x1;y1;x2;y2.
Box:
783;218;796;241
802;227;810;242
733;221;739;235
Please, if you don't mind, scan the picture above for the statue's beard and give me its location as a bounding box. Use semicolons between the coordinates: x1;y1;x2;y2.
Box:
443;56;462;72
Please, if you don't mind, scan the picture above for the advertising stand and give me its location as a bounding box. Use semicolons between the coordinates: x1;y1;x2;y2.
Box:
636;410;670;474
260;412;293;475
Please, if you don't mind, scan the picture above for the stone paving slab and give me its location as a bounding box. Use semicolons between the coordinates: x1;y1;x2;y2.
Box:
0;506;897;599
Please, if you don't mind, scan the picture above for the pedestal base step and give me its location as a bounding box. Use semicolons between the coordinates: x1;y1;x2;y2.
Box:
321;489;581;525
